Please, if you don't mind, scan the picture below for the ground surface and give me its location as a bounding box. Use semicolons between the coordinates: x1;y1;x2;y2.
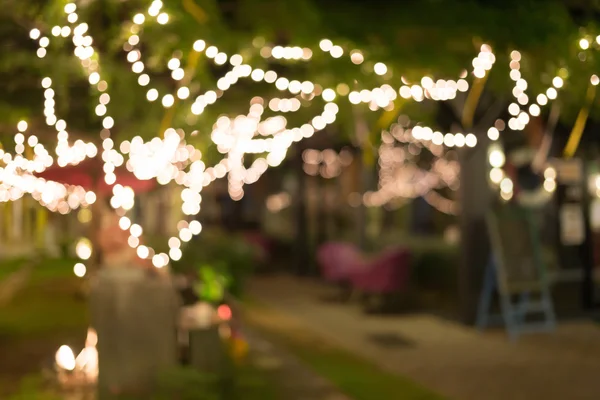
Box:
247;274;600;400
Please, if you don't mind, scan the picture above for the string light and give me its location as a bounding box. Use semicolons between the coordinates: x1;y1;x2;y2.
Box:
4;5;597;267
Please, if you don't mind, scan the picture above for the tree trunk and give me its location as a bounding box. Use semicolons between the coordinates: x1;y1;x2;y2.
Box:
355;147;368;250
315;176;328;247
90;198;104;272
294;147;310;275
458;130;492;324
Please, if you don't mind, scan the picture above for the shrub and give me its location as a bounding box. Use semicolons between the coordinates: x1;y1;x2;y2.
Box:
153;364;276;400
171;229;258;299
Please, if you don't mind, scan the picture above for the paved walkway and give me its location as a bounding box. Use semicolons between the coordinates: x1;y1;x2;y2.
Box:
246;328;350;400
248;274;600;400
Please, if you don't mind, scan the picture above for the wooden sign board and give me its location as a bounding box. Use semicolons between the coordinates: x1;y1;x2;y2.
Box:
550;158;583;185
560;203;586;246
486;204;546;294
478;203;556;339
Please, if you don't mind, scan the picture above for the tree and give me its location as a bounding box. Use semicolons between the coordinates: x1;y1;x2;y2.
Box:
2;0;599;313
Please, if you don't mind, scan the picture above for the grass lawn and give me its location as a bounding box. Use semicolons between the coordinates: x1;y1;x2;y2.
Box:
1;258;281;400
0;257;28;281
244;301;447;400
0;257;88;397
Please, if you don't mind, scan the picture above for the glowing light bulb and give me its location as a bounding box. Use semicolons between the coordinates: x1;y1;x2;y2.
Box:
157;13;169;24
374;62;388;76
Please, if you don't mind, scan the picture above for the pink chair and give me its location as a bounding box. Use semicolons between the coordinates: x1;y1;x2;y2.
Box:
349;248;411;312
317;242;364;282
317;242;365;301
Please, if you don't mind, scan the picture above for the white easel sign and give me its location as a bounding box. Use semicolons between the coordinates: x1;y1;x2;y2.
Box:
560;204;585;245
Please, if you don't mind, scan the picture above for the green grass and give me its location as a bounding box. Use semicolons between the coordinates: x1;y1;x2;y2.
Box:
0;257;87;337
0;257;88;397
0;257;28;281
244;302;446;400
2;257;279;400
5;375;63;400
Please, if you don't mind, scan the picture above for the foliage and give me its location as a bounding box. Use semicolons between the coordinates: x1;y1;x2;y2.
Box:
193;264;228;302
411;246;460;293
171;229;258;298
1;0;597;151
152;364;277;400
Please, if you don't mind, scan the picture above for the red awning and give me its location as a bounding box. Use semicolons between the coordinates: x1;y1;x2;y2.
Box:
35;157;156;195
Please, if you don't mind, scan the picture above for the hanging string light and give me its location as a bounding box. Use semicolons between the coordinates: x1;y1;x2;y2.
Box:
2;2;596;267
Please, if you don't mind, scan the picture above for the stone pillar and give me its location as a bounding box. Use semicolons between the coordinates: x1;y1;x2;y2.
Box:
90;268;180;399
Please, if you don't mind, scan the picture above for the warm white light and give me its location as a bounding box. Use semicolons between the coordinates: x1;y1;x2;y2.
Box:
119;216;131;230
465;134;477;147
579;38;590;50
500;178;513;194
179;228;192;242
374;62;388;76
138;74;150;86
133;13;145;24
490;168;504;184
177;87;190;99
350;50;364;65
330;45;343;58
162;94;175;108
537;93;548;105
147;89;159;101
167;246;181;261
552;76;563;88
130;224;143;238
322;89;336;102
193;40;206;52
489;149;506;168
74;263;86;278
168;58;181;70
189;220;202;235
544;167;557;180
75;238;92;260
544;179;556;192
157;13;169;24
102;117;114;129
172;68;184;80
132;61;144;73
56;345;76;371
30;29;41;40
319;39;333;51
137;245;149;259
487;127;499;141
64;3;76;13
529;104;541;116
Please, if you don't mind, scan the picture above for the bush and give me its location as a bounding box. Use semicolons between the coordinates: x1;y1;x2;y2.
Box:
411;248;459;292
171;229;258;299
153;364;276;400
